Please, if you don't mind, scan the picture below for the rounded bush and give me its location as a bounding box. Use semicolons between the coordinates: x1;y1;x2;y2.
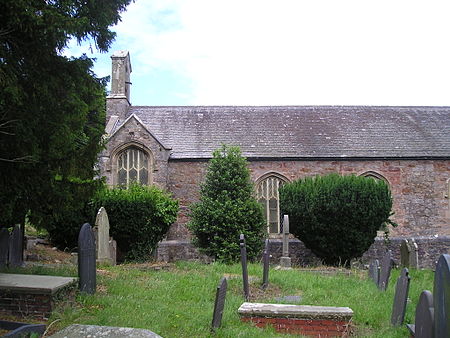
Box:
279;173;396;266
188;145;265;263
91;183;178;261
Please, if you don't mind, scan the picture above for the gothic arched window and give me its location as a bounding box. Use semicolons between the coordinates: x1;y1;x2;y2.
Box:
116;147;151;187
256;174;288;234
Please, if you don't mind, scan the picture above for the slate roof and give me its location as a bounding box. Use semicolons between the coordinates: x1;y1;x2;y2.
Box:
119;106;450;160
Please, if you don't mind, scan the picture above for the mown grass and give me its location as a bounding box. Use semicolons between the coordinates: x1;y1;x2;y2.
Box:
2;262;433;337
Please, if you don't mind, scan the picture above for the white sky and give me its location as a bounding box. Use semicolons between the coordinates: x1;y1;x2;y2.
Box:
66;0;450;106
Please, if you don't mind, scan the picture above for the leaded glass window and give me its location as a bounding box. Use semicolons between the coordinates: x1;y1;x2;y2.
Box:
256;176;285;234
117;147;149;187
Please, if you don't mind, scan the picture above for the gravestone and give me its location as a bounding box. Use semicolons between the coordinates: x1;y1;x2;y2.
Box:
279;215;291;268
368;259;380;286
409;239;419;269
239;234;249;301
109;238;117;266
262;239;269;290
400;239;411;268
95;207;112;265
211;277;227;331
433;254;450;337
391;268;411;326
378;250;393;291
78;223;96;294
406;290;434;338
0;228;9;267
8;225;23;267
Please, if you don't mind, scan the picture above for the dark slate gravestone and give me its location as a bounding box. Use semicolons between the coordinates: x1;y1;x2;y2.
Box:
261;239;269;290
434;254;450;338
239;234;249;301
379;250;393;291
0;228;9;267
211;277;227;331
391;268;411;326
78;223;96;294
407;290;434;338
400;239;411;268
368;259;380;286
8;225;23;267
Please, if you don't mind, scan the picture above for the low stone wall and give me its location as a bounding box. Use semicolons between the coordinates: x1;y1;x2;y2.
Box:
238;302;353;337
156;236;450;269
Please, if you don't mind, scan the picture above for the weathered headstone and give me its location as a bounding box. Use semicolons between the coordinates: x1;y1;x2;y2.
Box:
109;238;117;266
211;277;227;331
262;239;269;290
78;223;96;294
406;290;434;338
95;207;112;265
8;225;23;267
379;250;393;291
0;228;9;267
434;254;450;337
239;234;249;301
409;239;419;269
400;239;411;268
368;259;380;286
279;215;291;268
391;268;411;326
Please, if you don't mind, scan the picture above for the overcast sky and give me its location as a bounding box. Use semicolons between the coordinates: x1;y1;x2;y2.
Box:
66;0;450;106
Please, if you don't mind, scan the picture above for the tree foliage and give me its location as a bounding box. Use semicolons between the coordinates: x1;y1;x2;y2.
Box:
279;173;396;266
188;145;265;263
0;0;132;232
91;183;178;262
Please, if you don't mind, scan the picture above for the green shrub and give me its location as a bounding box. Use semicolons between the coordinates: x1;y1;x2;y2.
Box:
279;173;396;266
91;183;178;261
188;145;265;263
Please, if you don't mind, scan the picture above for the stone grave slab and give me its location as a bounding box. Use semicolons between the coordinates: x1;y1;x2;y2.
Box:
400;239;411;268
261;239;269;290
240;234;249;301
280;215;291;268
0;228;9;267
409;239;419;269
368;259;380;286
391;268;411;326
95;207;112;265
8;225;23;267
0;273;77;294
211;277;227;331
379;250;392;291
78;223;96;294
434;254;450;337
407;290;434;338
49;324;162;337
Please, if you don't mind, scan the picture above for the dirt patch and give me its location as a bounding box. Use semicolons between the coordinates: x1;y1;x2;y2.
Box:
25;242;73;265
121;262;173;271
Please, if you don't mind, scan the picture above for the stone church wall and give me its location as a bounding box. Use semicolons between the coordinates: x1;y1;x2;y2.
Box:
165;159;449;240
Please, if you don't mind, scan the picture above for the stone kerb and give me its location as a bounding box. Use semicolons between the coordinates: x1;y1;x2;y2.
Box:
238;302;353;336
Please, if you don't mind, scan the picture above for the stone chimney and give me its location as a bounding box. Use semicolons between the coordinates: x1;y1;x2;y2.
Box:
106;50;132;123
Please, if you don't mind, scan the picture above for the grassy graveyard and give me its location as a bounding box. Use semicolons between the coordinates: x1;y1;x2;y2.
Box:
2;261;434;337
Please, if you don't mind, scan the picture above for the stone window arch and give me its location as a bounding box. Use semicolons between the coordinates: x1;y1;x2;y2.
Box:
113;143;153;187
256;173;289;234
359;171;389;186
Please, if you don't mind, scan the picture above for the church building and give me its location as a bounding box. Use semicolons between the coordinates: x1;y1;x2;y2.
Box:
99;51;450;265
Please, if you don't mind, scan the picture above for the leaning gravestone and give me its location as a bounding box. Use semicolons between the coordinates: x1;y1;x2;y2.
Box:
262;239;270;290
400;239;411;268
0;228;9;267
406;290;434;338
379;250;393;291
240;234;249;301
391;268;411;326
434;254;450;337
211;277;228;331
78;223;96;294
8;225;23;267
368;259;380;286
409;239;419;269
95;207;112;265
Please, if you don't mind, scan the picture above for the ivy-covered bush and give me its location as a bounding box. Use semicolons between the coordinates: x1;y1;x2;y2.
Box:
91;183;178;261
188;145;265;263
279;173;396;266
